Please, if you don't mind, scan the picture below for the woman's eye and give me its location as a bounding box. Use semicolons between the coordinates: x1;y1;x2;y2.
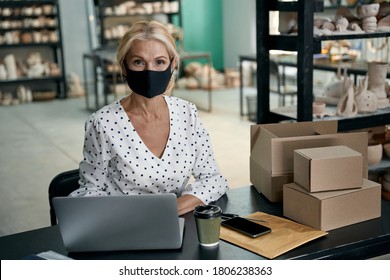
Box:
133;59;144;66
156;60;166;66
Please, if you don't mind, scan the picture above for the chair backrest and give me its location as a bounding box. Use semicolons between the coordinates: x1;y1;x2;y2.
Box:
48;169;80;225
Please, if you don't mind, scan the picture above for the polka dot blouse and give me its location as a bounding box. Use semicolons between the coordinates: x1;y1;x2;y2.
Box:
70;95;229;204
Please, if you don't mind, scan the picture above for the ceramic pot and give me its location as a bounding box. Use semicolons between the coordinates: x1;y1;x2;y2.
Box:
4;54;17;80
354;76;378;113
367;141;383;165
312;101;326;115
367;62;390;108
42;5;53;15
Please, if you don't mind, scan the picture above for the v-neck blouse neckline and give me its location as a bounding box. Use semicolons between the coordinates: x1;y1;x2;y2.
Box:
118;95;171;160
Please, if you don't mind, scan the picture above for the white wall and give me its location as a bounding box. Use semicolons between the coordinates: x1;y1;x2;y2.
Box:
58;0;92;83
222;0;256;69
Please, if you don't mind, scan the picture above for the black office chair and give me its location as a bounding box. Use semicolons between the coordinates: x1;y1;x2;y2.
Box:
48;169;80;226
269;60;297;107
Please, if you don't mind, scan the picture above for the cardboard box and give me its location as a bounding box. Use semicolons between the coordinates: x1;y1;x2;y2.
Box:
283;179;381;231
250;121;368;175
294;145;363;192
250;120;368;202
250;157;293;202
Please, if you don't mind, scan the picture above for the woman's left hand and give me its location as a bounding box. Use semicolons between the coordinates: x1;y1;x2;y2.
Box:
177;194;204;216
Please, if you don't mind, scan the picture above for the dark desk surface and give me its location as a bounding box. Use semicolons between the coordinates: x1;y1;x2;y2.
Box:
1;186;390;260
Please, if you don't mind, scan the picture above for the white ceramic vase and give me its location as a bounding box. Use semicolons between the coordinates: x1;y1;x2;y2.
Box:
4;54;17;80
367;62;390;108
367;141;382;165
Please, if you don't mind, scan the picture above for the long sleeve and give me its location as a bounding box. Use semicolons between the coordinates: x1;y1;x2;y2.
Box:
181;104;229;204
70;113;113;197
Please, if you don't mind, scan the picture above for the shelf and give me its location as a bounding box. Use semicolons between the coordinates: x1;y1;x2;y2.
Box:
0;76;64;85
269;35;322;52
271;105;390;131
256;0;389;131
0;0;66;98
269;32;390;53
100;12;180;18
0;42;61;48
314;32;390;42
0;27;57;32
269;0;324;12
0;13;57;20
368;155;390;174
0;1;55;7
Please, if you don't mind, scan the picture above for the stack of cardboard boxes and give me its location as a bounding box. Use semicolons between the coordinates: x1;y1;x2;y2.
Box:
249;120;382;231
283;145;381;231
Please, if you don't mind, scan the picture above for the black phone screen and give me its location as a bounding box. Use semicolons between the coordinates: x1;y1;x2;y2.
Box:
221;217;271;238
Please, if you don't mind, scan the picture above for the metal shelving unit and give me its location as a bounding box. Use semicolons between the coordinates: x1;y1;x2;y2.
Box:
256;0;390;132
0;0;66;98
95;0;181;48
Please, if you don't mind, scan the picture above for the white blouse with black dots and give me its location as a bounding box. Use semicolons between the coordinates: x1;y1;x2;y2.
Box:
70;95;229;204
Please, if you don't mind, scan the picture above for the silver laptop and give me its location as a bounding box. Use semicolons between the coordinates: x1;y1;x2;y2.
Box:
52;194;185;252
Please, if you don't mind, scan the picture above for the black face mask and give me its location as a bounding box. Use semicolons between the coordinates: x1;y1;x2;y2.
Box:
124;62;173;98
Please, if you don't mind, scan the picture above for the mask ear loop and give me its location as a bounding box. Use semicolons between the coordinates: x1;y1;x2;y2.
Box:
164;59;177;96
120;62;134;96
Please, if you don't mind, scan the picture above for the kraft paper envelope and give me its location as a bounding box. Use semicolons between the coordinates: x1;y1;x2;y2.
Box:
219;211;328;259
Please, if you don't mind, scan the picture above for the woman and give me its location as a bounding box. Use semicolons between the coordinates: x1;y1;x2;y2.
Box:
71;21;228;215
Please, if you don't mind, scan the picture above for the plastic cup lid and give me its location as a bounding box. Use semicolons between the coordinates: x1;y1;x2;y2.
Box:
194;205;222;219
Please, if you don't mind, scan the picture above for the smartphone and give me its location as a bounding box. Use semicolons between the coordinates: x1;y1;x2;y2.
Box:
221;217;271;238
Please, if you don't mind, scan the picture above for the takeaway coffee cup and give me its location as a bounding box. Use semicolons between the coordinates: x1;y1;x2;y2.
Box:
194;205;222;246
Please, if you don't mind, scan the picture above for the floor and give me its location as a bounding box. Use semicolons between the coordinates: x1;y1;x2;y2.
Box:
0;87;261;237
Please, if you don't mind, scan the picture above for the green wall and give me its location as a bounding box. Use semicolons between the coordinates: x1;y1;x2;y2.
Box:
180;0;224;70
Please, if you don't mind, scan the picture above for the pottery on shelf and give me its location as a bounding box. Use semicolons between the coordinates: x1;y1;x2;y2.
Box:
367;141;383;165
336;75;358;117
357;3;380;33
367;62;390;109
25;52;46;78
16;85;33;104
348;21;364;33
312;101;326;115
322;21;336;31
323;67;347;99
67;72;85;97
335;17;349;32
4;54;17;80
354;76;378;113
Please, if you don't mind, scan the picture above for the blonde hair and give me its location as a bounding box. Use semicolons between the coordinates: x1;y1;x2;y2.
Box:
116;21;180;95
